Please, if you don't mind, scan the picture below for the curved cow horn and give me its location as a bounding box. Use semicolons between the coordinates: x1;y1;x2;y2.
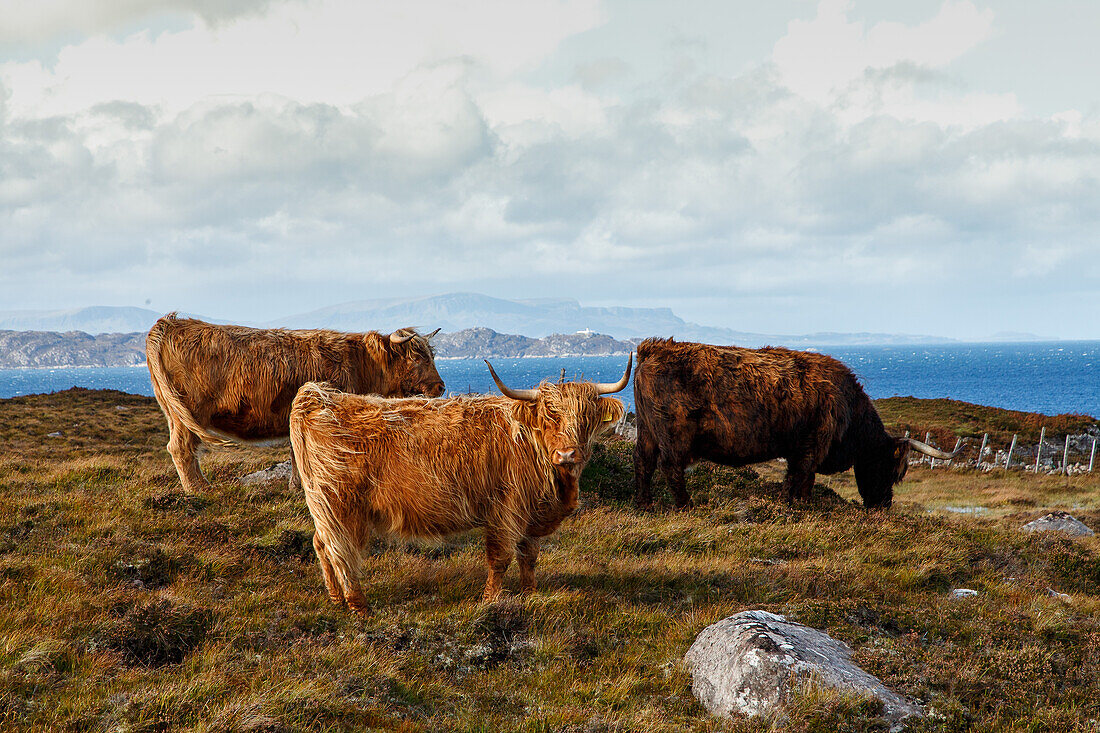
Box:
426;327;441;339
389;329;415;345
594;353;632;395
907;437;961;460
484;360;538;401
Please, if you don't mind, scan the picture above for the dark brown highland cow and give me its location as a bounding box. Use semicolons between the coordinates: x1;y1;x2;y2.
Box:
632;338;957;509
289;358;630;610
146;313;444;493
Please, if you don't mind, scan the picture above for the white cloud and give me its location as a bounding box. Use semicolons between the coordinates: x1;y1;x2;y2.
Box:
773;0;994;104
1;0;604;119
0;0;1097;337
0;0;282;48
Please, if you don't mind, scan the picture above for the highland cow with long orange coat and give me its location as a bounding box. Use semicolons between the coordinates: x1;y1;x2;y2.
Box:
289;358;630;611
146;313;444;493
632;339;958;509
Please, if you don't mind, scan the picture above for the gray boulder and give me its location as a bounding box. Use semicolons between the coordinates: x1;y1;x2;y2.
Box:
1021;511;1094;537
241;460;292;485
684;610;922;729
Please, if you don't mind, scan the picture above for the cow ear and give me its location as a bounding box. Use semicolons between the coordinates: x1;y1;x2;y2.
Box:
598;398;624;424
894;439;909;460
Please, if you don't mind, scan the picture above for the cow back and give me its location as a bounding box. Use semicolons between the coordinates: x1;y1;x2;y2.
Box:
635;338;866;464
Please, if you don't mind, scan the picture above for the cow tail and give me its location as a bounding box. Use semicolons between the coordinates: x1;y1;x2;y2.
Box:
146;313;238;447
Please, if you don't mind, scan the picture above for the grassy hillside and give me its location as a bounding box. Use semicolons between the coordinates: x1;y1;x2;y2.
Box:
1;389;1098;731
875;396;1097;446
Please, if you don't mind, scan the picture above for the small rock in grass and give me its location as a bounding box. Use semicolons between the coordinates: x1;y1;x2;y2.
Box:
47;431;63;438
949;589;978;599
684;610;922;729
1045;588;1072;602
241;460;292;485
1021;511;1094;537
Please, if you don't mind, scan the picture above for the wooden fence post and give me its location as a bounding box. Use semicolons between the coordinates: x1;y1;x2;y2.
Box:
947;437;962;468
1063;435;1071;476
1090;438;1097;473
1034;427;1045;473
1005;434;1017;469
977;433;988;470
925;431;934;468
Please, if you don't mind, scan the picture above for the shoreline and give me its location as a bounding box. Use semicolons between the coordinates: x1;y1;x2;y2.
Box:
0;362;149;371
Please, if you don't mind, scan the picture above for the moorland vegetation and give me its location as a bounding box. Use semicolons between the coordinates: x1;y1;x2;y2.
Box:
1;389;1098;731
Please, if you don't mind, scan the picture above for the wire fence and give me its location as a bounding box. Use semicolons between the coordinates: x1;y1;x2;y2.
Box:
611;418;1098;477
910;429;1098;476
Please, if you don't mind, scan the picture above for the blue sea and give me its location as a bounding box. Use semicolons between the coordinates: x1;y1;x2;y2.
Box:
1;342;1097;418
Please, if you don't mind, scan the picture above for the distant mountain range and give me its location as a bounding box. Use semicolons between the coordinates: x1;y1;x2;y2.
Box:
0;294;963;346
0;327;635;368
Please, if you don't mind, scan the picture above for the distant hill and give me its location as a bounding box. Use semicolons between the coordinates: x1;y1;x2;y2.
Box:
0;295;962;346
0;330;146;368
266;292;713;340
268;293;956;346
434;327;634;358
0;307;163;335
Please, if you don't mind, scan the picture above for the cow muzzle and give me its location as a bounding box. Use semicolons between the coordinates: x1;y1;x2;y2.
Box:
553;448;580;466
424;381;445;397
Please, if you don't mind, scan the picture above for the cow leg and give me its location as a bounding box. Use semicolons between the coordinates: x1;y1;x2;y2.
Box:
784;457;817;504
659;455;692;509
482;527;516;602
786;431;830;504
517;537;540;596
338;560;369;616
288;445;302;492
633;430;659;508
315;532;368;615
312;533;343;605
167;417;210;493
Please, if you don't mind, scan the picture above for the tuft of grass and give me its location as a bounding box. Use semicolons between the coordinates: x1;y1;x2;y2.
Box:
95;598;214;668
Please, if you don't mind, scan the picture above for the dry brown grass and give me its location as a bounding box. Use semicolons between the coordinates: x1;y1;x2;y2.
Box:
0;389;1098;732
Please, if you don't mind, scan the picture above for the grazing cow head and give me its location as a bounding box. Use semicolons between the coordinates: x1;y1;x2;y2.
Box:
855;436;959;509
485;356;630;472
855;438;910;509
385;327;445;398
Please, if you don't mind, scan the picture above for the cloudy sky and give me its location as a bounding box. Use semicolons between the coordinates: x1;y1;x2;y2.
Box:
2;0;1098;339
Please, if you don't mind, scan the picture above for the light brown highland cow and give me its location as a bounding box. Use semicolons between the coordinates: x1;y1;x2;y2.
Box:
146;313;444;493
288;357;630;611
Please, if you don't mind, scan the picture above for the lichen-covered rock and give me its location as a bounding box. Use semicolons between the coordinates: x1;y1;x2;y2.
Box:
1021;511;1094;537
240;460;292;485
684;610;922;728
